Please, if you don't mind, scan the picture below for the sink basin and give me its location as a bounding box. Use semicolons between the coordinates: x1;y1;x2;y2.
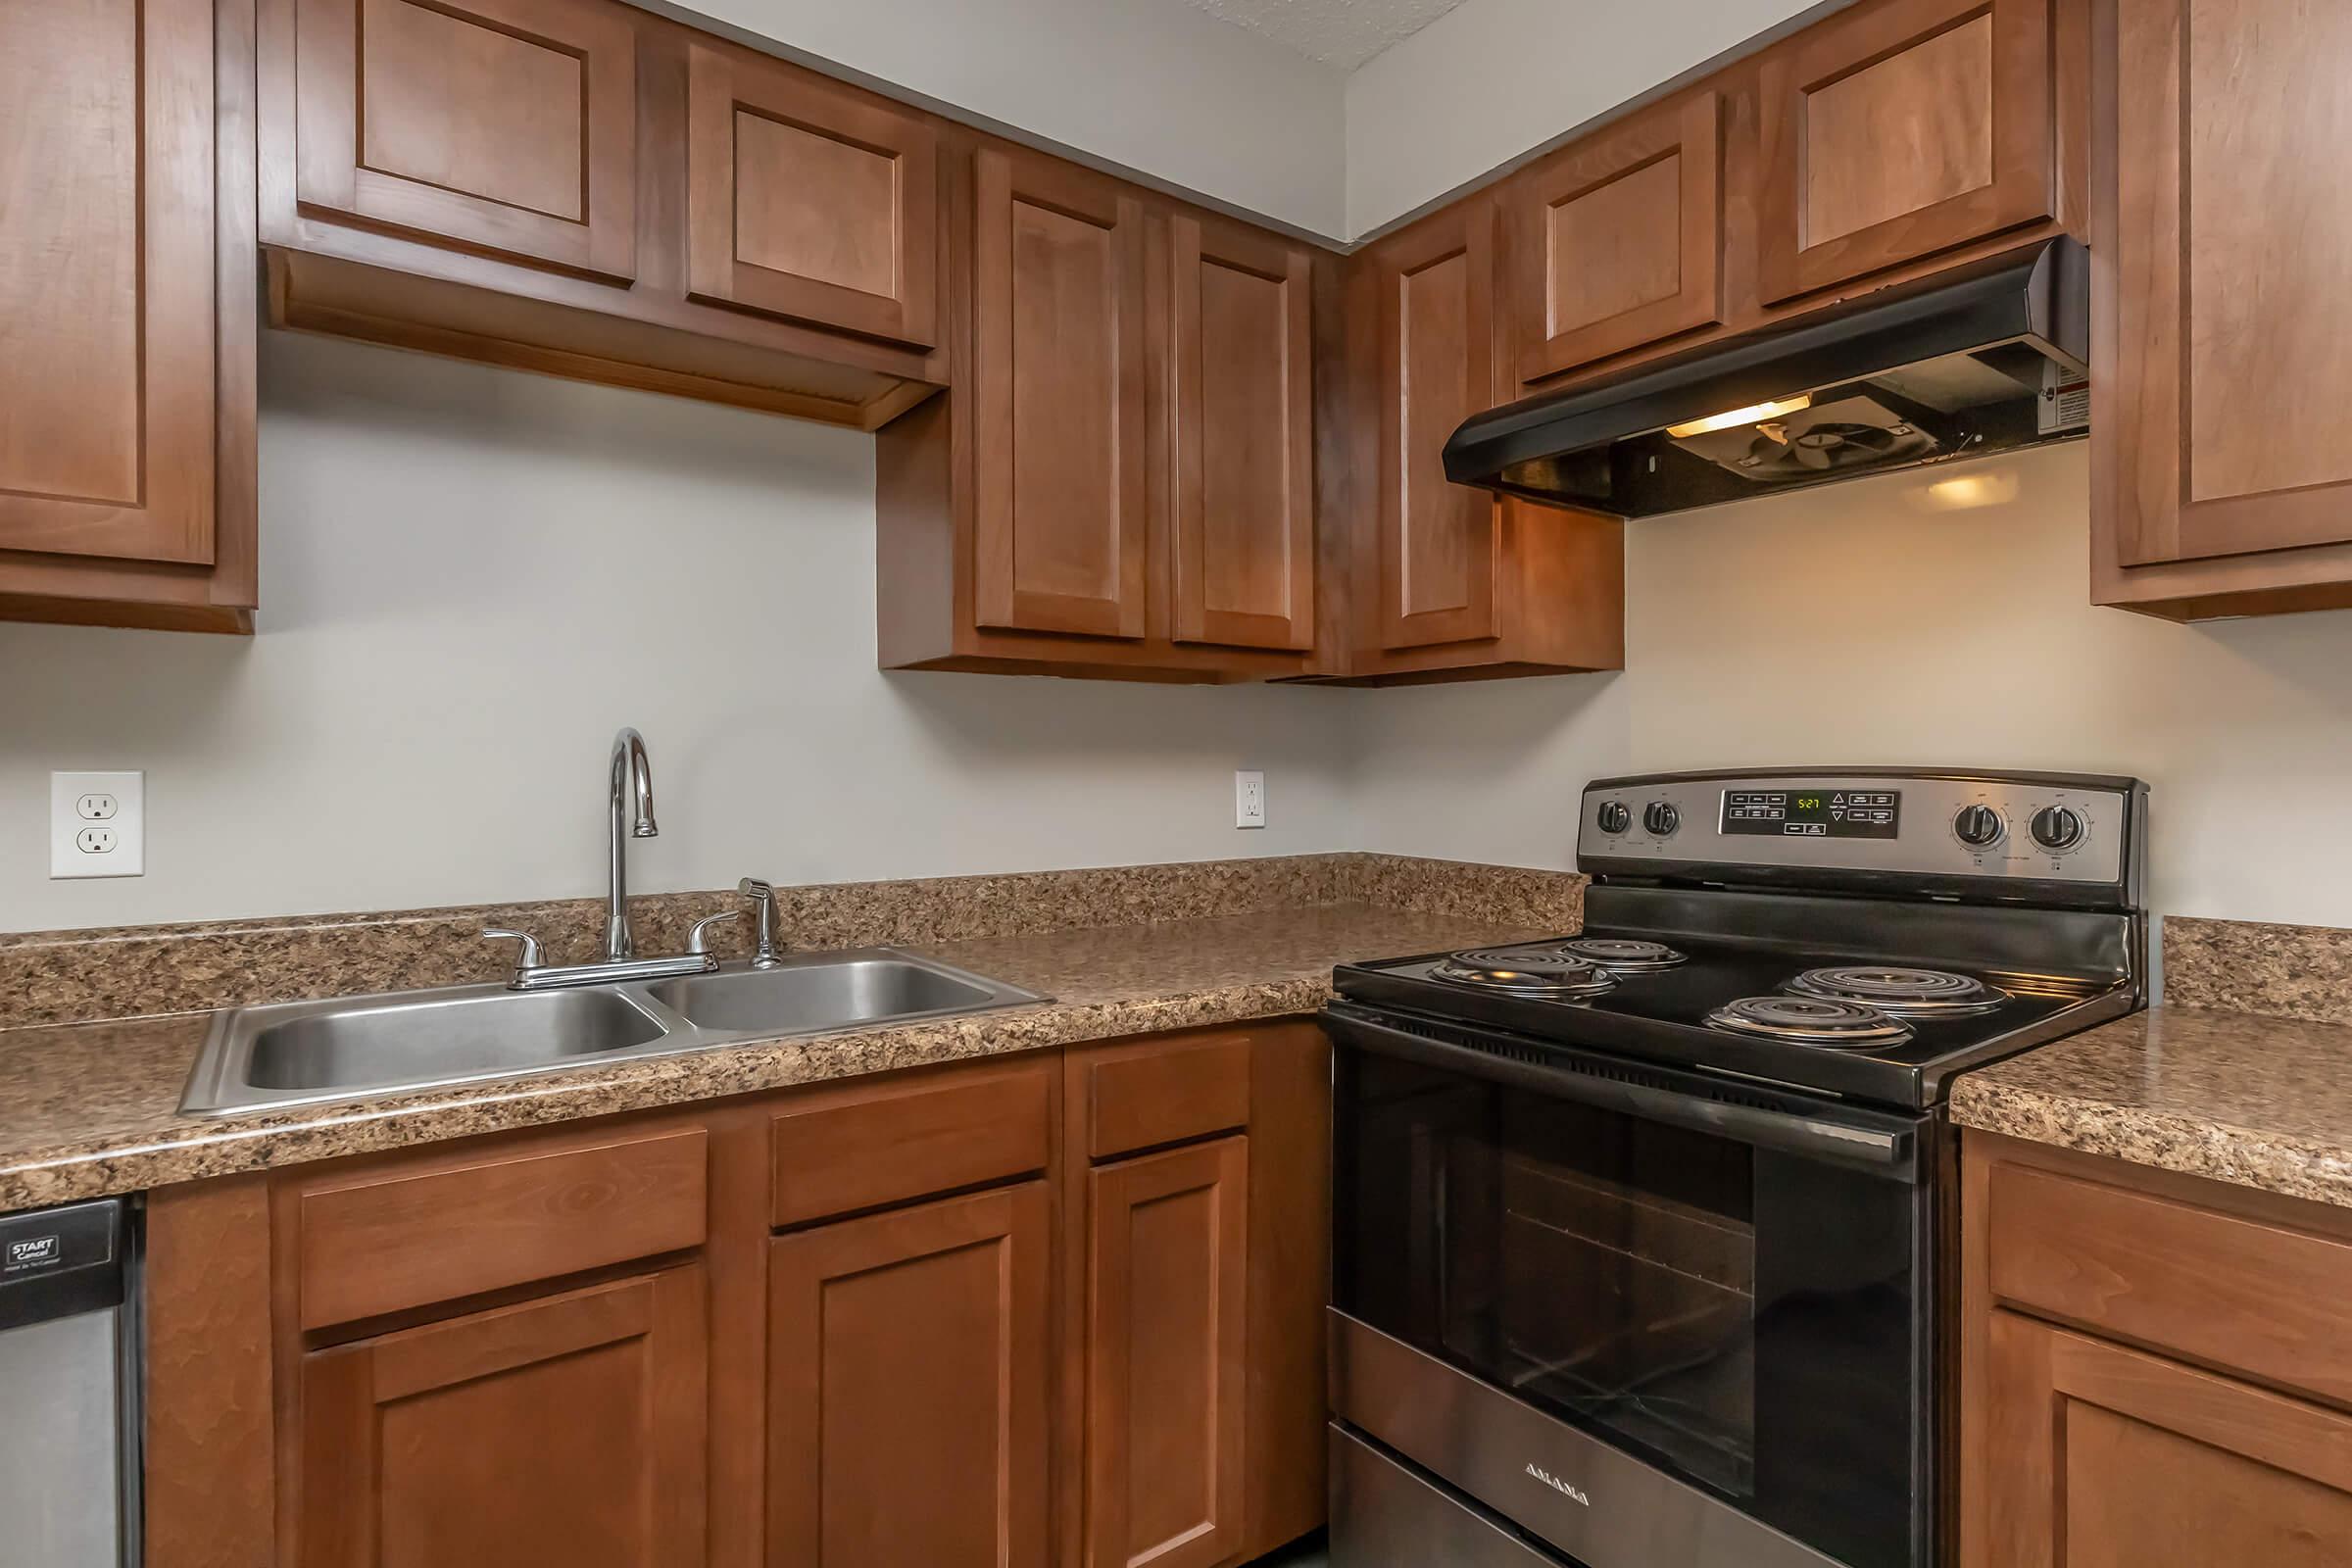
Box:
179;948;1047;1116
648;955;998;1035
241;988;668;1094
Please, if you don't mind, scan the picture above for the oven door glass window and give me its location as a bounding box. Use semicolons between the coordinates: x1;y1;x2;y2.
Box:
1334;1044;1927;1568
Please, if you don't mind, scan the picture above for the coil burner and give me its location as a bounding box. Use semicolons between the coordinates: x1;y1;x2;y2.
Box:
1788;965;2008;1019
1428;948;1618;1000
1703;994;1915;1048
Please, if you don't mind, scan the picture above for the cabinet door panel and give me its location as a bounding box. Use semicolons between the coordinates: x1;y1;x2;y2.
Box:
0;0;216;565
1975;1310;2352;1568
1170;217;1316;651
1373;205;1501;652
1511;92;1723;383
1085;1137;1248;1568
297;1268;708;1568
294;0;638;280
973;149;1152;640
2107;0;2352;566
1756;0;2052;303
769;1183;1051;1567
685;45;938;349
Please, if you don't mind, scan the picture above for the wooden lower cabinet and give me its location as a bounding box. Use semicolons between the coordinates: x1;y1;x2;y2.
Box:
1978;1310;2352;1567
296;1267;710;1568
1084;1138;1250;1568
142;1022;1331;1568
769;1184;1052;1565
1964;1133;2352;1567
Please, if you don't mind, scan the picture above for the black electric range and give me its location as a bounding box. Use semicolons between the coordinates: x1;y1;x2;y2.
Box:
1323;768;2148;1568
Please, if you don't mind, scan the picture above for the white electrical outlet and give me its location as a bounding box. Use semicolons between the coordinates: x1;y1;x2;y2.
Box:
51;771;144;879
1235;770;1266;829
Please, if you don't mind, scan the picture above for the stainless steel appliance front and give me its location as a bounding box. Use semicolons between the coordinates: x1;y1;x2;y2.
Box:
1332;1314;1841;1568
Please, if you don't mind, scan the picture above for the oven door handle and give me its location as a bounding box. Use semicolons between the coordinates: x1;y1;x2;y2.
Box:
1322;1005;1921;1178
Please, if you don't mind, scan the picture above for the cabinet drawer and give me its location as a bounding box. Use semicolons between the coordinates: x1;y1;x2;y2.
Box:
769;1059;1051;1228
1079;1033;1251;1159
1986;1159;2352;1405
295;1125;709;1329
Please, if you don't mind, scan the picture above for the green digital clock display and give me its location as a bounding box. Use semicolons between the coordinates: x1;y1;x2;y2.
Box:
1722;789;1902;839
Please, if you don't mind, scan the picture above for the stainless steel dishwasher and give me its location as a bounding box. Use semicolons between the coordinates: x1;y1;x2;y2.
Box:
0;1199;138;1568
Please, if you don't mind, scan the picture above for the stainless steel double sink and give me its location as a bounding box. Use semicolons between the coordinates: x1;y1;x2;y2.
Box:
179;949;1046;1116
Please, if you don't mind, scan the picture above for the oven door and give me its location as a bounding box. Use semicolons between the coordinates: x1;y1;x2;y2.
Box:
1325;1002;1935;1568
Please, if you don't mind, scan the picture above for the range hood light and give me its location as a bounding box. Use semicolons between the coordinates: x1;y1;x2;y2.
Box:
1665;394;1813;440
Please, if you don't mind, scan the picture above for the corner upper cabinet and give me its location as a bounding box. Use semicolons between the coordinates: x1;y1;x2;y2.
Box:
1341;199;1623;683
291;0;640;281
1504;92;1724;386
685;44;939;350
1753;0;2056;304
2091;0;2352;618
0;0;256;631
1169;216;1317;652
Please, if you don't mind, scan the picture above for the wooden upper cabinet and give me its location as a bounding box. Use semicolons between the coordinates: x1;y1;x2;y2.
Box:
1371;201;1502;652
1755;0;2054;303
769;1184;1051;1567
0;0;224;573
685;44;939;349
1085;1138;1250;1568
1976;1312;2352;1567
2098;0;2352;592
1507;92;1724;385
971;148;1153;641
296;1268;710;1568
1168;216;1316;652
292;0;639;281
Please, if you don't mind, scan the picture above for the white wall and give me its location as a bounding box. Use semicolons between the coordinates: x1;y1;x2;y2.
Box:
1346;441;2352;927
1343;0;1833;236
658;0;1351;239
0;333;1359;933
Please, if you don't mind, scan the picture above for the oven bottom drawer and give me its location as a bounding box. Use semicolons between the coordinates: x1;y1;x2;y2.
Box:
1332;1425;1566;1568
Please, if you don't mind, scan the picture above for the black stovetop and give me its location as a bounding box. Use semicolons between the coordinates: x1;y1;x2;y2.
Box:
1331;921;2136;1111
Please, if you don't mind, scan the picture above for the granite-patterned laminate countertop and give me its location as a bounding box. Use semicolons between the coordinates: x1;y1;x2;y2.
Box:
1950;1006;2352;1209
0;902;1542;1210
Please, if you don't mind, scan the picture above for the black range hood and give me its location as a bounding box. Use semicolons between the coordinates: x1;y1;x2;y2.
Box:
1443;237;2090;516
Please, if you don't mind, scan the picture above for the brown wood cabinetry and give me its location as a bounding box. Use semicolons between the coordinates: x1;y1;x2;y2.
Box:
258;0;950;430
1504;92;1725;386
1752;0;2056;304
143;1022;1332;1568
686;45;939;350
876;143;1328;681
769;1184;1052;1566
1964;1133;2352;1567
297;1267;710;1568
1334;199;1624;683
0;0;256;631
2091;0;2352;617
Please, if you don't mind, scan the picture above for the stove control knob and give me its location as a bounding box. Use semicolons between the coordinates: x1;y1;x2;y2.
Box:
1596;800;1632;835
2031;805;2086;853
1642;801;1680;837
1952;804;2006;848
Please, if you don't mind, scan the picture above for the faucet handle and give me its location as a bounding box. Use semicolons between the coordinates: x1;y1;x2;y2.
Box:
687;911;741;956
738;877;782;966
481;928;545;975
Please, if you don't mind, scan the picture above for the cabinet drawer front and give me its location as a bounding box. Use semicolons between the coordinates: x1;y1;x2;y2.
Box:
1509;91;1723;385
1755;0;2053;303
769;1059;1052;1228
295;1125;709;1328
685;43;939;350
1081;1034;1251;1160
293;0;639;281
1986;1159;2352;1405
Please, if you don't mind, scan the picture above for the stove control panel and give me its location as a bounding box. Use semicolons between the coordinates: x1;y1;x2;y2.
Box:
1582;770;2140;892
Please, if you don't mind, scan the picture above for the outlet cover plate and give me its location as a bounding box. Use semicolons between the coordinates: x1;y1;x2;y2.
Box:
1235;770;1266;830
51;771;144;879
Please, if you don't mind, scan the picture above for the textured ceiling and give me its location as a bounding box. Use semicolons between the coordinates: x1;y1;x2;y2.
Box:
1178;0;1473;70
